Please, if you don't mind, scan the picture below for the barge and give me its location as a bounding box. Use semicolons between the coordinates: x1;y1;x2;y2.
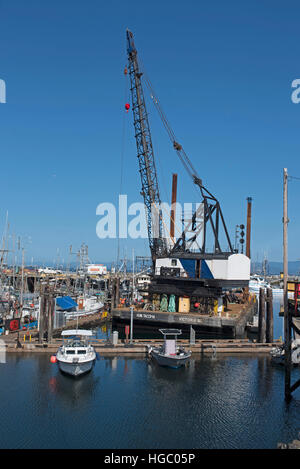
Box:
112;297;257;339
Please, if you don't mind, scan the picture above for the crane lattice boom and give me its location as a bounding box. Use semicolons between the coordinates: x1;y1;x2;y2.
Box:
126;30;167;262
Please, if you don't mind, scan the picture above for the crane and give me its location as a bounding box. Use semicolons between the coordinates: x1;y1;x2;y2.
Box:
126;29;234;265
124;30;250;304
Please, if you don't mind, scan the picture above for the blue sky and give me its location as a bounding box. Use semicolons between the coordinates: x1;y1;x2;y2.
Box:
0;0;300;266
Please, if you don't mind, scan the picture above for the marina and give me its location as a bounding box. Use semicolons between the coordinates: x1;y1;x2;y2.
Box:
1;2;300;453
0;266;299;452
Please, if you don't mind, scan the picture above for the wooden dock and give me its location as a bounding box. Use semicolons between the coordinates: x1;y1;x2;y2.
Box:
2;337;282;356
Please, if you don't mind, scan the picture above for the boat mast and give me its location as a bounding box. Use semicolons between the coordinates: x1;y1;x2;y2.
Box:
20;247;25;317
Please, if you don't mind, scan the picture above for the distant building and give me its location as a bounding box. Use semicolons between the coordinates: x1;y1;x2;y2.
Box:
38;267;62;274
86;264;107;276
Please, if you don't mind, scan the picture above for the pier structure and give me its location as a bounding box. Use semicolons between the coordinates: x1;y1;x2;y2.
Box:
2;333;282;356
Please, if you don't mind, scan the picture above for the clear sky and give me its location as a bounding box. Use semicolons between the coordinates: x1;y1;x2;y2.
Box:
0;0;300;266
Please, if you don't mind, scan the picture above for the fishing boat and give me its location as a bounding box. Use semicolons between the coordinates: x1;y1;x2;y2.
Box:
249;275;271;293
148;329;191;368
55;330;96;377
270;339;300;366
64;296;103;320
249;275;283;295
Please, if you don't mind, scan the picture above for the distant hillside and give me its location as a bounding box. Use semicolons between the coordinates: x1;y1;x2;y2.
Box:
23;259;300;275
252;261;300;275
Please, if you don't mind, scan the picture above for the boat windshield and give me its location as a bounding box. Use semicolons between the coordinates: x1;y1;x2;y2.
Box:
65;338;87;348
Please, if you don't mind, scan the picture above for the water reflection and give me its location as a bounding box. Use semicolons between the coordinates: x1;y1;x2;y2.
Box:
2;296;299;450
47;368;101;410
147;356;192;382
1;352;299;449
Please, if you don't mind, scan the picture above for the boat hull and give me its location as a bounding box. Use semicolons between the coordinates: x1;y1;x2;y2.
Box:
57;357;95;377
65;307;102;320
151;349;191;368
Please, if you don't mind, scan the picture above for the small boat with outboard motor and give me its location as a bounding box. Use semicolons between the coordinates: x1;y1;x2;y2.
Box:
270;317;300;365
270;339;300;366
52;329;96;377
148;329;191;368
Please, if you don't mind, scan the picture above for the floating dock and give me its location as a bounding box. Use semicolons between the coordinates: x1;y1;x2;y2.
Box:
2;336;281;355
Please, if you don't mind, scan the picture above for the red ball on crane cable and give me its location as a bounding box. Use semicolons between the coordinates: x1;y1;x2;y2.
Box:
125;103;130;112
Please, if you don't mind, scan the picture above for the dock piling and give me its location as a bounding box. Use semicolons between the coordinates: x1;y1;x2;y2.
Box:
266;288;274;343
258;288;266;343
130;306;134;344
38;294;46;344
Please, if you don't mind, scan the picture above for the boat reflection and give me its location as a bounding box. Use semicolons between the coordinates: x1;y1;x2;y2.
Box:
48;370;100;408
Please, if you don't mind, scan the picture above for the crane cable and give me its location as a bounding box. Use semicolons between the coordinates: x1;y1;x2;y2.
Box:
117;67;130;268
139;58;200;184
120;68;130;193
138;58;204;248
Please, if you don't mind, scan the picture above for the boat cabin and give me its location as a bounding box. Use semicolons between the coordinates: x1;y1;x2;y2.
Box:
61;330;93;355
159;328;182;355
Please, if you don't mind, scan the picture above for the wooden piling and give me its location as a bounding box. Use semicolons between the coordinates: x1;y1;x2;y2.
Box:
266;288;273;343
47;293;54;344
38;293;46;344
258;288;266;343
115;277;120;306
111;278;115;309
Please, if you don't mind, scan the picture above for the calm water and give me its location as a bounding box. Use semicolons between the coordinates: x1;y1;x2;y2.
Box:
0;294;299;449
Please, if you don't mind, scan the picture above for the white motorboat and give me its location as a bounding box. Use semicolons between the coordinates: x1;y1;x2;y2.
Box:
249;275;271;293
148;329;191;368
55;330;96;377
249;275;283;295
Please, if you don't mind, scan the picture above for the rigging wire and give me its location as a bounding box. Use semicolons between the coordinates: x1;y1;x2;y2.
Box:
139;57;199;180
120;69;130;194
132;59;170;207
134;57;203;247
117;67;130;268
138;56;201;201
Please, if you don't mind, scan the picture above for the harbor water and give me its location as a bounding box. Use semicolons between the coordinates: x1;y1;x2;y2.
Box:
0;295;299;449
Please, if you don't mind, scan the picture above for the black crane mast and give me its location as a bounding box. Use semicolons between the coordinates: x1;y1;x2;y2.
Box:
126;30;167;263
